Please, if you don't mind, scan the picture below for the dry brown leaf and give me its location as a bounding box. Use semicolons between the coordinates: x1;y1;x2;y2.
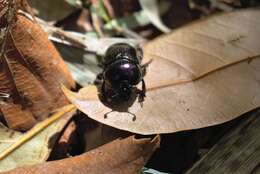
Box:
62;9;260;135
0;1;75;131
3;135;160;174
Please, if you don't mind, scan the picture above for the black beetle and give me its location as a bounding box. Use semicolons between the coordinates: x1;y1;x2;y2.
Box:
99;43;150;105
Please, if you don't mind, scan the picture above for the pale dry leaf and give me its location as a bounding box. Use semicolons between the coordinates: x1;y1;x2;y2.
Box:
62;9;260;135
0;107;75;172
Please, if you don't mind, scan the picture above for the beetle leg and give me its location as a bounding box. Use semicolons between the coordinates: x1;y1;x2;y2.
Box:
101;81;108;101
141;59;153;76
104;110;113;119
104;110;136;121
94;73;103;85
136;46;144;61
127;111;136;121
138;79;146;107
142;59;153;67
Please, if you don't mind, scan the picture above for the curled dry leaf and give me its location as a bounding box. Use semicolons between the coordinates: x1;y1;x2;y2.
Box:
0;105;76;172
63;9;260;135
0;1;75;131
4;135;160;174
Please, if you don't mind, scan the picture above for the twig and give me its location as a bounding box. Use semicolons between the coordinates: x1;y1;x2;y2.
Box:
103;0;115;18
91;11;104;37
115;25;147;41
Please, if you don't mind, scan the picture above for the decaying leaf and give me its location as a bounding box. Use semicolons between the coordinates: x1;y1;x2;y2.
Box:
0;1;75;131
27;0;76;21
62;9;260;135
0;105;76;172
4;135;160;174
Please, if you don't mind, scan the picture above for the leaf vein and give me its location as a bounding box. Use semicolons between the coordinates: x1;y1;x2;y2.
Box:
165;39;227;63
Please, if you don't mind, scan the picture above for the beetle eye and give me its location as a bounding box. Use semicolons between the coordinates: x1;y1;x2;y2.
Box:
104;61;141;86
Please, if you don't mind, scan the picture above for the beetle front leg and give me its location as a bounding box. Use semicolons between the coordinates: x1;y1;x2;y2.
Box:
101;81;108;102
94;73;103;85
141;59;153;76
138;79;146;107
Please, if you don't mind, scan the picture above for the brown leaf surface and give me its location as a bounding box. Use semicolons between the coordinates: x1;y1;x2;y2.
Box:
3;135;160;174
0;1;75;131
62;9;260;134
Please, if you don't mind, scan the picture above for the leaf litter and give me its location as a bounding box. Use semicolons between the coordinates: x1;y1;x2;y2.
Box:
2;1;260;174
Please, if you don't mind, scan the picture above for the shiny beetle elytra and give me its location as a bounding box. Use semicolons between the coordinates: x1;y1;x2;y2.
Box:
99;43;150;106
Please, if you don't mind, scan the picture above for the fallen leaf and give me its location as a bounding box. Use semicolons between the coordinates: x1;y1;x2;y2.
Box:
3;135;160;174
0;1;75;131
27;0;76;21
62;9;260;135
0;105;76;172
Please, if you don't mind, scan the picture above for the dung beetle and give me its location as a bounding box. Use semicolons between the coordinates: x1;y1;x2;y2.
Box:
99;43;149;105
